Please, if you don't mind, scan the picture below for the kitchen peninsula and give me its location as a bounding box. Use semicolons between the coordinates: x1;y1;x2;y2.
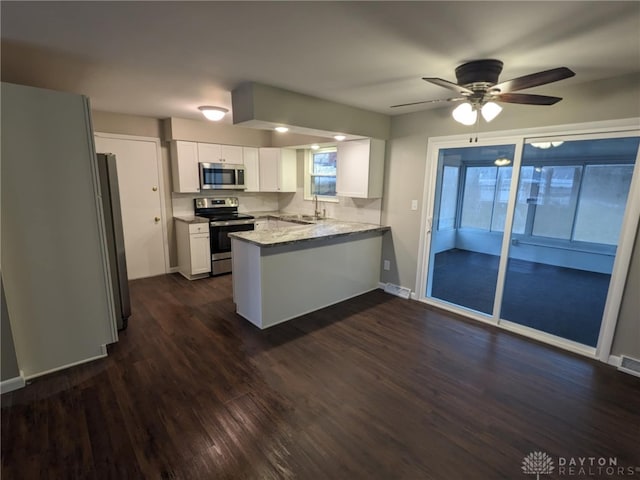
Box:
230;220;390;329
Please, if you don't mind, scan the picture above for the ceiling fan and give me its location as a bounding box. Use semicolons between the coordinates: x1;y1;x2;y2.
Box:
391;59;575;125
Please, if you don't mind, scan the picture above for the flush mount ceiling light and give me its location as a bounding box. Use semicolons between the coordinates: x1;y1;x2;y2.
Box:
198;106;228;121
494;157;512;167
274;126;289;133
531;141;565;149
334;134;346;141
310;144;320;150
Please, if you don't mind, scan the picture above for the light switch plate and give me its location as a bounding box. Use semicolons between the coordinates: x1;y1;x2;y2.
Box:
411;200;418;210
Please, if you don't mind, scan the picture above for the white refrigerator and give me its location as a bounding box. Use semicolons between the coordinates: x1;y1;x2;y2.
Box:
1;82;121;380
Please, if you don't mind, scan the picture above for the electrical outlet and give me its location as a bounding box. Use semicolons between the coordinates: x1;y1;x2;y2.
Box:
383;260;391;271
411;200;418;210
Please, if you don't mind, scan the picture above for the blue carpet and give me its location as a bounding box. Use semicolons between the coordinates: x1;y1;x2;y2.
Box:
431;249;610;347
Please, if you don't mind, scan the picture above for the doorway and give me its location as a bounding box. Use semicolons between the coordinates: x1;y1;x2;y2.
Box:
419;124;640;357
94;134;169;279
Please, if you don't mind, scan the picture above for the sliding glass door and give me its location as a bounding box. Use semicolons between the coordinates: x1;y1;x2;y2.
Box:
500;136;639;347
422;130;640;353
426;143;517;315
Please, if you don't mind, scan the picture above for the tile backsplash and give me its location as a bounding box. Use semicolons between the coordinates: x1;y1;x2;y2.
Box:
171;191;280;216
172;190;382;224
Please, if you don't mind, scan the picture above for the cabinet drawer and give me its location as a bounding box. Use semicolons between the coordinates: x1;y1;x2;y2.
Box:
189;223;209;234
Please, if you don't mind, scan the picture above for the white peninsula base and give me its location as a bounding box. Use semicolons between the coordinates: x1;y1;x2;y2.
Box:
231;231;384;329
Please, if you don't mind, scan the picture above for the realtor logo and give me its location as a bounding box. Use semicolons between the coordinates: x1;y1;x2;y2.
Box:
522;451;555;479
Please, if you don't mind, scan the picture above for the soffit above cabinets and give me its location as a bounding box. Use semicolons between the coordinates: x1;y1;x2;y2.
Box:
232;82;390;141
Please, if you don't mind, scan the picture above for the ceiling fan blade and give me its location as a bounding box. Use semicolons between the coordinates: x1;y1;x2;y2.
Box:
493;93;563;105
491;67;575;93
390;97;465;108
423;77;474;95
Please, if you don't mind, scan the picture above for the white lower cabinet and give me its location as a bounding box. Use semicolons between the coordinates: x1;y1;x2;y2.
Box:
176;221;211;280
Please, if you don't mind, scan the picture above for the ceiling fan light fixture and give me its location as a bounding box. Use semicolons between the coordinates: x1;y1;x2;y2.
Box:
481;102;502;122
452;102;477;125
198;106;228;121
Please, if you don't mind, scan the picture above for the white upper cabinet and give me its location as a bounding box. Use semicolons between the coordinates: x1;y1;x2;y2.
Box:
336;138;385;198
197;143;243;164
243;147;260;192
258;148;297;192
171;141;200;193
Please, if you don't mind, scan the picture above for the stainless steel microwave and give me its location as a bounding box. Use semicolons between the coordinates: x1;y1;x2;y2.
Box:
199;162;245;190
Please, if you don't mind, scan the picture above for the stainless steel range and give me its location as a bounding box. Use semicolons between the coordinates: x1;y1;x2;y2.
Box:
194;197;255;276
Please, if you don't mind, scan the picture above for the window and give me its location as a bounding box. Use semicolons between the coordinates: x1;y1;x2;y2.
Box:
437;166;459;230
460;166;498;231
306;147;337;199
572;164;634;245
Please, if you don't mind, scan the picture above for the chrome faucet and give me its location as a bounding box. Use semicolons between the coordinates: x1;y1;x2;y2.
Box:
314;194;322;219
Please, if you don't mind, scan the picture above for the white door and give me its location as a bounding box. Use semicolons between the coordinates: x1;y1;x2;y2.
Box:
95;135;167;279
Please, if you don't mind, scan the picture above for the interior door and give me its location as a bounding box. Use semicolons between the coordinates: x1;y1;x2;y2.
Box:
95;135;167;279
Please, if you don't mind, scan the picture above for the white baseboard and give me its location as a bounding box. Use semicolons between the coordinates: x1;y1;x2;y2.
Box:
1;371;25;394
24;352;107;382
168;266;180;274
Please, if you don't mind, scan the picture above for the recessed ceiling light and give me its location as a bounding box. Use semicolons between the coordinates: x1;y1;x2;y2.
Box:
275;126;289;133
334;134;346;141
311;144;320;150
198;106;228;121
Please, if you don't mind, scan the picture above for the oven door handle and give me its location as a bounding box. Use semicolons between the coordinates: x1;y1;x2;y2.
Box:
209;220;256;227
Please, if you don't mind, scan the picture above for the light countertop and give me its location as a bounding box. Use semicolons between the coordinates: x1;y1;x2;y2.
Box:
173;215;209;224
229;219;390;248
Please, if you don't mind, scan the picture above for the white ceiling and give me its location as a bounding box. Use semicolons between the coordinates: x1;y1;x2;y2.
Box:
2;1;639;124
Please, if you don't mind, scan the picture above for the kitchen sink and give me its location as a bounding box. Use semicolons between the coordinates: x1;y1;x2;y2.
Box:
280;213;322;224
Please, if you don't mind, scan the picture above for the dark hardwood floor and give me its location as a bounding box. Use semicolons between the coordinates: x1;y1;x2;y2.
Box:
2;273;639;479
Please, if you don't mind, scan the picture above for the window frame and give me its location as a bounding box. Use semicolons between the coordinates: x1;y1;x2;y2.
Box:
304;146;340;202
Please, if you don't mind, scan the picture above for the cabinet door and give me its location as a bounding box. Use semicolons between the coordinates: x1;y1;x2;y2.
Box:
190;233;211;274
243;147;260;192
337;139;385;198
221;145;243;164
279;148;297;192
337;140;369;197
171;141;200;193
259;148;280;192
197;143;222;163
